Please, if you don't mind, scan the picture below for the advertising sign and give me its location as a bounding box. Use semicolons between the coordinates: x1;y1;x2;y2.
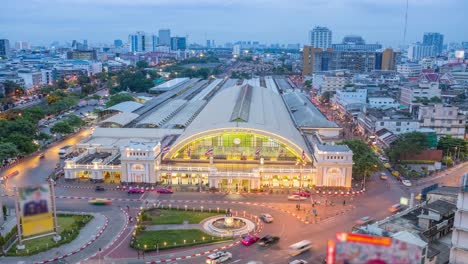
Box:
19;184;54;237
327;233;422;264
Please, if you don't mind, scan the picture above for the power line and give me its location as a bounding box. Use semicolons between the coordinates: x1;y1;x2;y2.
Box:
403;0;409;45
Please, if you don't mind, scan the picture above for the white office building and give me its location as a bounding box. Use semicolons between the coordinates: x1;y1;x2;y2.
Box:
450;174;468;264
397;63;423;78
232;45;241;57
309;26;332;49
17;70;42;91
313;70;352;93
368;97;399;109
408;43;436;61
418;104;466;139
129;31;157;53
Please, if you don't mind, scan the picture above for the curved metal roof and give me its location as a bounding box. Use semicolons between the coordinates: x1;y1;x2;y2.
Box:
100;112;139;127
106;101;143;113
167;84;311;161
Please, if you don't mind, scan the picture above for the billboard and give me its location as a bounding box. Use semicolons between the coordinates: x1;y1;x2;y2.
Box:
327;233;422;264
19;184;54;237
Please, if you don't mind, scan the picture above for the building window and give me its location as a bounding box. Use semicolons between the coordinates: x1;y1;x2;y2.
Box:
396;128;401;132
380;122;384;126
446;128;451;131
132;164;145;171
396;122;401;126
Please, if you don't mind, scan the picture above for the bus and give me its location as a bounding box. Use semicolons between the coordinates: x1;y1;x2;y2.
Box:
289;240;312;256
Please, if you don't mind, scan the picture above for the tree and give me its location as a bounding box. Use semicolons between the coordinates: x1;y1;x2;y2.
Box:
196;68;211;79
338;139;379;181
2;80;22;97
117;71;153;92
5;133;38;154
56;78;68;90
320;91;333;103
304;80;312;88
22;106;46;122
50;121;73;135
0;142;19;162
81;84;97;95
386;132;430;162
437;136;468;159
105;93;135;107
77;74;91;86
136;60;149;69
66;114;84;128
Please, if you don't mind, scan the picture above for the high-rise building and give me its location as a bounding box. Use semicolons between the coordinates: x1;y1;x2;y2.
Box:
423;32;444;55
114;39;123;47
308;26;332;49
232;45;241;57
128;31;157;52
83;39;88;50
450;174;468;264
342;35;365;45
15;41;31;50
171;37;187;51
158;29;171;46
302;46;333;76
0;39;11;57
66;50;97;60
408;43;436;61
381;48;397;71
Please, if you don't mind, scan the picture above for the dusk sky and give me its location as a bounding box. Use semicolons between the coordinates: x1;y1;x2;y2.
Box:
1;0;467;47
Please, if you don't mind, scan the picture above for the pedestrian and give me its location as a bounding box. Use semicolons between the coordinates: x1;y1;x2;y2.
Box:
343;200;346;206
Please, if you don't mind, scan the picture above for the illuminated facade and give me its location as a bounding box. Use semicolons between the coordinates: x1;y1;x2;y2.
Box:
64;82;353;189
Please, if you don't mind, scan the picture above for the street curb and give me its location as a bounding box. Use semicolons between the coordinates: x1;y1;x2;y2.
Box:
34;214;109;264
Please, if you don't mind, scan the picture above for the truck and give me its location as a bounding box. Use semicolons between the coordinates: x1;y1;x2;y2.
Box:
58;145;74;159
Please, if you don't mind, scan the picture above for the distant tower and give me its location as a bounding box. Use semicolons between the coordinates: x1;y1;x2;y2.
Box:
403;0;409;45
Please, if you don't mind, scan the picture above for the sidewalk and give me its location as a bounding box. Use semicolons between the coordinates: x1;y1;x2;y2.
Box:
416;162;467;185
146;223;202;231
1;212;106;264
0;211;16;237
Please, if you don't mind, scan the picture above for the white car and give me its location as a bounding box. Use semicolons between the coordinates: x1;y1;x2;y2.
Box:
289;260;308;264
402;179;412;187
355;216;374;225
205;251;232;264
288;195;307;201
260;213;274;223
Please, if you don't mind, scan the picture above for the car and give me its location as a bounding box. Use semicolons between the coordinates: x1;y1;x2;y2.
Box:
241;235;260;246
95;185;105;191
205;251;232;264
380;172;388;180
258;235;280;246
39;153;45;159
288;195;307;201
402;179;412;187
156;188;173;194
392;170;400;177
289;260;308;264
379;156;388;162
292;190;311;197
388;203;403;213
383;163;391;169
88;198;111;205
259;213;274;223
128;187;144;194
355;216;375;225
415;193;422;200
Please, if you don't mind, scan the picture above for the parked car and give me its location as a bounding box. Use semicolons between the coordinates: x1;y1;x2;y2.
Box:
289;260;308;264
383;163;391;169
292;190;311;197
241;235;260;246
95;185;105;191
88;198;111;205
288;195;307;201
39;153;45;159
402;179;412;187
258;235;280;246
205;251;232;264
355;216;375;225
156;188;173;194
128;187;144;194
380;173;388;180
259;213;274;223
388;203;403;213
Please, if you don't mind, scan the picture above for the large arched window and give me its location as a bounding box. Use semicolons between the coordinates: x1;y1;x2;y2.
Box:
132;164;145;171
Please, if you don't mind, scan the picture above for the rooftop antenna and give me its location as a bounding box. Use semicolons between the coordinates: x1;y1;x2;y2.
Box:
403;0;409;45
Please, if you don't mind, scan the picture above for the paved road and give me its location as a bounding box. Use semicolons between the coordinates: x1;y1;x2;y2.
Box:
0;128;92;188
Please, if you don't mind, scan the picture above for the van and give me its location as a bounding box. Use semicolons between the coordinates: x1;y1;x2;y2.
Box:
289;240;312;256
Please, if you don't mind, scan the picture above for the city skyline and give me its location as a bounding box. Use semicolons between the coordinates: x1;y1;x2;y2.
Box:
1;0;467;47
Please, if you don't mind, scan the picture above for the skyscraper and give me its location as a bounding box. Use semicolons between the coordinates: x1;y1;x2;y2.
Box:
114;39;123;47
423;32;444;55
0;39;10;57
408;43;436;61
158;29;171;47
171;37;187;51
309;26;332;49
128;32;157;52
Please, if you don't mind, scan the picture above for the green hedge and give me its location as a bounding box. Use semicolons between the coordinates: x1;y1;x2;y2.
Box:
7;214;93;256
400;160;435;165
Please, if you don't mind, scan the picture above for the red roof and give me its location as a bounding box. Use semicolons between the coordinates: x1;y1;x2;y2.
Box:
400;149;443;162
